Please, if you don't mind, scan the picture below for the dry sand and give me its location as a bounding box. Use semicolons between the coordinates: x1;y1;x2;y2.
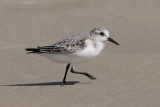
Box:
0;0;160;107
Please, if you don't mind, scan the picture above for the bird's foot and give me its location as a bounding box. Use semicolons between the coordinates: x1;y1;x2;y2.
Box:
84;73;96;80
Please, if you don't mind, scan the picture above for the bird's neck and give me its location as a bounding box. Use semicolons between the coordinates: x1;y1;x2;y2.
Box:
93;39;104;54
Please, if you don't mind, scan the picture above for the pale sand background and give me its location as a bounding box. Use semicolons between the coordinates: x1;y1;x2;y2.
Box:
0;0;160;107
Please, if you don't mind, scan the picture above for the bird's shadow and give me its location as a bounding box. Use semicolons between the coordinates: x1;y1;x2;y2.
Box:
0;81;91;86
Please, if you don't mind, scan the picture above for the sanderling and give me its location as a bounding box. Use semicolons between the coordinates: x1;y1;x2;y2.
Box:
25;27;119;84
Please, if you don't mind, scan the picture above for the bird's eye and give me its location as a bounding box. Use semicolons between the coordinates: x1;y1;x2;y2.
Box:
100;32;105;36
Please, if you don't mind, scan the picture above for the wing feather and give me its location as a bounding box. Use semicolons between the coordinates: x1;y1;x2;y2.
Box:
40;32;90;54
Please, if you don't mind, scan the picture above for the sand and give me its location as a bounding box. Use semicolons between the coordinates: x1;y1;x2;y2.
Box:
0;0;160;107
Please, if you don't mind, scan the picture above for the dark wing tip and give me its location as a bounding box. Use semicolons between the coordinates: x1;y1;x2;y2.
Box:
25;47;41;54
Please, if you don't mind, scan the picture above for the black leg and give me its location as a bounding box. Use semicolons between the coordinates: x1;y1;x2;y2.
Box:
70;67;96;80
63;64;70;84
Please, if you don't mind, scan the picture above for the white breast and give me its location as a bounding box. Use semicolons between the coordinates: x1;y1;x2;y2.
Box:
74;39;104;58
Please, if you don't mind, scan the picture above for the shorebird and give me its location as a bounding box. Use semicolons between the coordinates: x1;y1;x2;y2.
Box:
25;27;119;84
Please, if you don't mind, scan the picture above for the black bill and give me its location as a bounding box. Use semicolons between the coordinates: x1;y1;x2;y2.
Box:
108;37;119;45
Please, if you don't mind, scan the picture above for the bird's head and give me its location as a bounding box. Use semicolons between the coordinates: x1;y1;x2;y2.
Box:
90;27;119;45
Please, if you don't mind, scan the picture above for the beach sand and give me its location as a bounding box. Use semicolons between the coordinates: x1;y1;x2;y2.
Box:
0;0;160;107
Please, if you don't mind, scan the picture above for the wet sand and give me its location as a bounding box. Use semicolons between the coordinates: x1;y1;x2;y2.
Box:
0;0;160;107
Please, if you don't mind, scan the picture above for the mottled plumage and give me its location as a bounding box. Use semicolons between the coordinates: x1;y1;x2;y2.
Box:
39;32;91;54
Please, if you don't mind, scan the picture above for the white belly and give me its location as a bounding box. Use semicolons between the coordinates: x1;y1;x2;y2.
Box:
39;53;92;64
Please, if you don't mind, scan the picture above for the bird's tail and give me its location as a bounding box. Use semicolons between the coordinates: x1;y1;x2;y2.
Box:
25;46;41;54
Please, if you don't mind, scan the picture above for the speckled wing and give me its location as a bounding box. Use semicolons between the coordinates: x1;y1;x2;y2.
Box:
39;32;90;54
